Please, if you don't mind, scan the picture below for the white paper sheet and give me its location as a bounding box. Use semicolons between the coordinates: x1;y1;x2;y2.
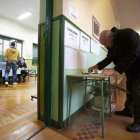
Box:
78;52;87;69
65;47;78;69
69;1;79;22
64;21;80;50
91;39;100;55
80;32;90;52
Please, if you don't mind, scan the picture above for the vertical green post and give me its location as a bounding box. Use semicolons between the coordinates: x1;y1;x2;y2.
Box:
58;15;65;129
68;79;73;125
44;0;53;126
100;79;104;138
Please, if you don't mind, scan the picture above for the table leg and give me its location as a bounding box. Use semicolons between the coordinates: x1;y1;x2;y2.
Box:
84;78;87;110
100;79;104;138
108;77;111;117
35;70;36;81
68;78;73;125
28;70;29;81
67;78;70;125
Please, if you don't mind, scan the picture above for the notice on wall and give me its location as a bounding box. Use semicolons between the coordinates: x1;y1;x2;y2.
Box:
65;47;78;69
91;39;100;55
80;32;90;52
64;21;80;50
69;1;79;22
78;52;87;69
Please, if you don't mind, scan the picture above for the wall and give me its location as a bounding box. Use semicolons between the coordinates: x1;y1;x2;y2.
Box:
25;60;37;69
53;0;63;18
0;15;38;59
40;0;63;22
40;0;46;23
63;0;118;41
137;31;140;35
62;0;117;121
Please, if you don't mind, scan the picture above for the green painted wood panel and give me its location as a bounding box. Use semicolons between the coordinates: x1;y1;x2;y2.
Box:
51;19;60;121
38;24;45;120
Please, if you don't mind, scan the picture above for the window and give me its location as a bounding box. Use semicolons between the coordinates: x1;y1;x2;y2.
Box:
0;35;23;62
32;43;38;65
17;43;22;57
0;39;2;62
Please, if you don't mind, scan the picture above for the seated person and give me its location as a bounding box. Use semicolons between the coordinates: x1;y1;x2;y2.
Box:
18;58;28;81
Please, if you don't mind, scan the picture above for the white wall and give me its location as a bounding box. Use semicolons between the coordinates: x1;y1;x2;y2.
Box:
0;15;38;59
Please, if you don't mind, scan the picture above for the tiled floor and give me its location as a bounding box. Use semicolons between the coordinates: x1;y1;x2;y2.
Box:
31;86;140;140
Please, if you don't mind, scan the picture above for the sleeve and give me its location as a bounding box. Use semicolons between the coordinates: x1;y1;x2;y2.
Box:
114;31;140;74
25;63;27;68
97;53;113;70
18;51;20;58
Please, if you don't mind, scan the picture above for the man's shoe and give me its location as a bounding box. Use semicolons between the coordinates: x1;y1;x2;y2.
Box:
115;110;134;118
5;82;9;87
23;78;26;82
13;82;17;85
127;123;140;133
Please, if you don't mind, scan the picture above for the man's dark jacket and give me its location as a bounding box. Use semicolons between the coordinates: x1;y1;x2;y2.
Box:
18;62;27;68
97;27;140;75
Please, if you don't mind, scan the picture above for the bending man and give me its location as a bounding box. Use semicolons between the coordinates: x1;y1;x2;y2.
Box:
88;27;140;133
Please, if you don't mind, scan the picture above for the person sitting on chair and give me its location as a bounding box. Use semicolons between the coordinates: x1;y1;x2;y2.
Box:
18;58;28;81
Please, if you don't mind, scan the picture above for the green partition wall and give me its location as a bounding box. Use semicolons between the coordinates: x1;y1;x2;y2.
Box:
50;15;114;129
51;19;60;127
38;15;114;129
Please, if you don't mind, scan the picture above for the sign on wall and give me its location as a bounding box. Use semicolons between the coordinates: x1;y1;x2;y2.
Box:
64;21;80;50
69;1;79;22
65;47;78;69
80;32;90;52
78;52;87;69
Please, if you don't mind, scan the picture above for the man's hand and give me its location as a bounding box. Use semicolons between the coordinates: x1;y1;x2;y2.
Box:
88;65;98;72
102;68;116;76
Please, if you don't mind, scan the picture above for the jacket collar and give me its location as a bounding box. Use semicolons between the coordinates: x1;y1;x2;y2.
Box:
111;27;119;38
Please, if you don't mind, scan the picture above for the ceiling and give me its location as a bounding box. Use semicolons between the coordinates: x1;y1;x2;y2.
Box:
0;0;140;33
114;0;140;32
0;0;40;30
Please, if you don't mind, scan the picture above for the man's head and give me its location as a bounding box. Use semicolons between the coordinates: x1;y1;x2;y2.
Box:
99;30;114;48
21;58;25;63
11;42;15;47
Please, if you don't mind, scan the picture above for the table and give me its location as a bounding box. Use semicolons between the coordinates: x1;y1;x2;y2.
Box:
0;68;37;81
1;69;21;77
66;74;111;138
19;68;37;81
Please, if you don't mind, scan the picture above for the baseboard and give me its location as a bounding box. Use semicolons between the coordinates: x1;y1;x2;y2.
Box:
51;119;59;129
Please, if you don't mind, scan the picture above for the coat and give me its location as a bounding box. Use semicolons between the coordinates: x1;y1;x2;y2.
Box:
97;27;140;75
